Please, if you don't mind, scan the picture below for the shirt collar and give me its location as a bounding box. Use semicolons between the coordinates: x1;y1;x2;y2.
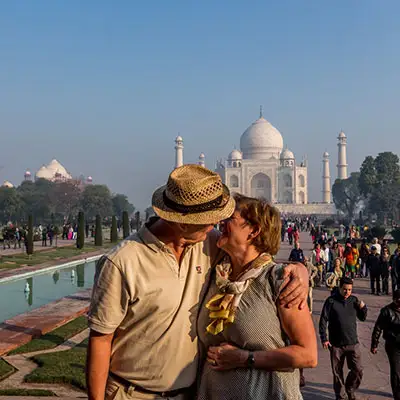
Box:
137;218;166;253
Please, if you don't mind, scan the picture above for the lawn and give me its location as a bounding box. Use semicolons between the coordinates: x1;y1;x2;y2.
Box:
25;339;88;390
0;358;16;381
9;316;88;355
0;242;115;270
0;388;56;396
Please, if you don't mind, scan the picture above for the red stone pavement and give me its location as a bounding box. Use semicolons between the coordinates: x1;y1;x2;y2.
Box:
0;288;91;356
280;232;392;400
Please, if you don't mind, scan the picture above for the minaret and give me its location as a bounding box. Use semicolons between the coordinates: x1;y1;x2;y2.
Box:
322;151;331;203
175;135;184;168
198;153;205;168
337;131;348;179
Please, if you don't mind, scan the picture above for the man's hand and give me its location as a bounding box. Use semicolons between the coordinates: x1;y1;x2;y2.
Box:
371;347;378;354
359;300;366;309
279;262;309;309
207;343;248;371
322;341;331;350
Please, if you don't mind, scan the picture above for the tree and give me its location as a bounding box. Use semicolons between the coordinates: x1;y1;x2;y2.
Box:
358;152;400;222
110;216;118;243
134;211;141;231
0;187;22;223
26;215;34;255
112;194;135;218
122;211;130;238
145;207;154;221
48;181;81;221
94;214;103;246
81;185;113;219
332;173;362;222
76;211;85;249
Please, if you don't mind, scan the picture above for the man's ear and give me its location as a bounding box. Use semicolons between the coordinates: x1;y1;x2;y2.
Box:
248;225;261;241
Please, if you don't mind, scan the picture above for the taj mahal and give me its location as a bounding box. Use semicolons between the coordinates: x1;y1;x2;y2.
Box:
173;108;349;216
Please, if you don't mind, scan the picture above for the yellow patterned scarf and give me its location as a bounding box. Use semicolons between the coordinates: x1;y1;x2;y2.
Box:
206;253;273;335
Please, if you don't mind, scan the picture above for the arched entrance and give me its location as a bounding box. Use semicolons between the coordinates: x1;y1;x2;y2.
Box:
251;173;272;201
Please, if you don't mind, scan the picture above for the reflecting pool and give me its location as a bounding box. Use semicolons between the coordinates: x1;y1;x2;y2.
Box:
0;261;96;323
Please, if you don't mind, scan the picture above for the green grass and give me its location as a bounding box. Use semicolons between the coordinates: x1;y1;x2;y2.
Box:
0;241;115;270
0;358;16;381
25;339;88;390
9;316;88;355
0;388;56;396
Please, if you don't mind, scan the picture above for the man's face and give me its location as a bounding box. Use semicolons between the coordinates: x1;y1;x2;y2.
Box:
295;242;300;249
340;284;353;299
181;223;215;243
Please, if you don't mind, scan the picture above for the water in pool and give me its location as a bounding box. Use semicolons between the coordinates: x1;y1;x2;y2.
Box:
0;261;96;323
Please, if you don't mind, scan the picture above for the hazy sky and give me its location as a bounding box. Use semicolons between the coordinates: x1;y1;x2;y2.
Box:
1;1;399;209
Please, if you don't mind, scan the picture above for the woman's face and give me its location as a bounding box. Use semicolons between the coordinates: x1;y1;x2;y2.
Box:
334;259;341;269
383;249;389;257
217;210;254;252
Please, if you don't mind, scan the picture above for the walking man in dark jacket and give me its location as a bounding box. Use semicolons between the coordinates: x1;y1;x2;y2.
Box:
371;289;400;400
367;246;382;295
289;241;305;263
319;277;368;400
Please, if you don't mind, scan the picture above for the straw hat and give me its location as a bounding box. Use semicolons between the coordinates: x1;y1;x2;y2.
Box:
152;164;235;225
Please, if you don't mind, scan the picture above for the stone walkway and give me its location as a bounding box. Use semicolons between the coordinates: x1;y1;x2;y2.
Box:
0;289;91;356
279;232;393;400
0;329;89;398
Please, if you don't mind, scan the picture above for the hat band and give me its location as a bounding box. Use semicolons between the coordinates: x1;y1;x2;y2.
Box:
163;191;224;214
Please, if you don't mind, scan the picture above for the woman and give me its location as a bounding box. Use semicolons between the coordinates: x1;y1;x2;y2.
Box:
310;242;325;287
196;195;317;400
380;247;390;295
344;242;359;279
371;289;400;399
326;257;344;294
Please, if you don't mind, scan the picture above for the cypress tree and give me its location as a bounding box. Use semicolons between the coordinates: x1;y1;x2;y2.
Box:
26;215;34;255
110;216;118;243
95;215;103;246
77;211;85;249
122;211;130;239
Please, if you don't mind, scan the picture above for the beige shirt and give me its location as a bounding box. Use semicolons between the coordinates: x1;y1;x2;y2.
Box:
88;222;222;391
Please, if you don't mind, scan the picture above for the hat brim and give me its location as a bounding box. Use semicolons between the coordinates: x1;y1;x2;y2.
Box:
152;184;235;225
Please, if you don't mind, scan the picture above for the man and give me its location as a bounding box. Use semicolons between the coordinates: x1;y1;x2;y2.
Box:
391;245;400;293
319;277;367;400
371;237;381;255
289;241;305;263
86;165;310;400
371;289;400;400
367;246;381;295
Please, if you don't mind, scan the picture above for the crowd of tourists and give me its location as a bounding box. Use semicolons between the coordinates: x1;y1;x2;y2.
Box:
284;221;400;399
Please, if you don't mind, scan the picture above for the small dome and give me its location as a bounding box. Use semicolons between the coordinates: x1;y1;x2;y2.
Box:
280;148;294;159
87;176;93;182
2;180;14;188
46;159;71;179
240;115;284;159
323;151;330;158
199;152;205;159
175;135;183;142
24;170;31;177
338;131;346;138
36;165;54;180
228;149;243;160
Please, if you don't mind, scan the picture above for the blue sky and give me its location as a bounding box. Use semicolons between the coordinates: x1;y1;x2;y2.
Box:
1;1;399;209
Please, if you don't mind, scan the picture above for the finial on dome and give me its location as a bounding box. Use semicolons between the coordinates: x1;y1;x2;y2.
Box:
259;105;263;118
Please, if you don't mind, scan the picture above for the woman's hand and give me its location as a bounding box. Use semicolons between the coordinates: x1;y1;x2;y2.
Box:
207;343;248;371
279;263;309;309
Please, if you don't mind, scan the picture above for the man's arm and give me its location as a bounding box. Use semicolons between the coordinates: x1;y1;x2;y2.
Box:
279;262;309;309
355;299;368;321
288;249;295;262
86;330;114;400
371;309;387;351
319;299;330;346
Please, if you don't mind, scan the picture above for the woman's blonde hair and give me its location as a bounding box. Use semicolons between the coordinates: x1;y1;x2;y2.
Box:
234;194;281;255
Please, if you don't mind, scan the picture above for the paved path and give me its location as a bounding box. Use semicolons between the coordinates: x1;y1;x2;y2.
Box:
0;289;91;356
278;232;392;400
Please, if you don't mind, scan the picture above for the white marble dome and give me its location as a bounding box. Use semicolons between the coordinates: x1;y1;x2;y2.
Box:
240;116;284;159
46;159;71;179
228;149;243;160
280;148;294;159
338;131;346;138
36;165;54;180
323;151;330;158
2;180;14;188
